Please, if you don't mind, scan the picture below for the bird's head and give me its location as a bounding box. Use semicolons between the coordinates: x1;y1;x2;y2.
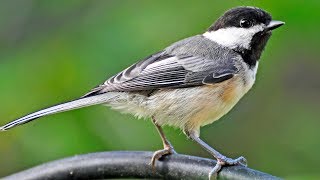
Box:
204;7;284;54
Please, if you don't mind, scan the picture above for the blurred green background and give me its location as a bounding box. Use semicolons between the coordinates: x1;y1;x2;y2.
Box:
0;0;319;179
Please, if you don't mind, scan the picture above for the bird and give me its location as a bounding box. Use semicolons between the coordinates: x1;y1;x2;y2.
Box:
0;6;284;178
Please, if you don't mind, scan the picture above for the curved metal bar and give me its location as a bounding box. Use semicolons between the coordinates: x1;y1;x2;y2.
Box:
2;151;280;180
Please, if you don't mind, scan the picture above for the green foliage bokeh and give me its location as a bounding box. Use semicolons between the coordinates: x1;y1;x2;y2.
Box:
0;0;319;179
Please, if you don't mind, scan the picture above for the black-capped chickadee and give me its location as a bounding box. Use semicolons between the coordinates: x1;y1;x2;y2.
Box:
1;6;284;178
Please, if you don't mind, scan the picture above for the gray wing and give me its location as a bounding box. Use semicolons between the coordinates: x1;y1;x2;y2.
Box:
82;51;238;97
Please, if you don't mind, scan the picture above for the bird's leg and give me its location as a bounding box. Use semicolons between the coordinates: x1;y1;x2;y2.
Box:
150;116;176;168
187;130;247;179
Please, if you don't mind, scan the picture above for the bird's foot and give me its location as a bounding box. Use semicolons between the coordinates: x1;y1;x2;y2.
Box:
150;144;176;169
209;156;247;179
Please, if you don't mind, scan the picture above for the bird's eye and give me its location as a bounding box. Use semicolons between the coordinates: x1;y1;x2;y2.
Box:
240;19;252;28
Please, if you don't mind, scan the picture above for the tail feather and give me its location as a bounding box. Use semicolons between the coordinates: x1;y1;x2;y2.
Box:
0;93;113;131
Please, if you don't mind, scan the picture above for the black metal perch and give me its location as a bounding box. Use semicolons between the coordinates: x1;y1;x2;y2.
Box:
2;151;280;180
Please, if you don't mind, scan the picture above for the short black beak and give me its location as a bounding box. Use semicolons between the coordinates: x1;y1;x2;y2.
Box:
266;20;285;31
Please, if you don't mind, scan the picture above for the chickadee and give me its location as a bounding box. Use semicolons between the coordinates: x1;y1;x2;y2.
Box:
1;6;284;178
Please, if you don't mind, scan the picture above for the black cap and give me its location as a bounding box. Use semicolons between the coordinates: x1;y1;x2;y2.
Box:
208;7;272;31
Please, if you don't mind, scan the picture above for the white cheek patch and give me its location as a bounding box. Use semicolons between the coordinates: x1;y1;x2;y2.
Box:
253;61;259;76
203;24;264;49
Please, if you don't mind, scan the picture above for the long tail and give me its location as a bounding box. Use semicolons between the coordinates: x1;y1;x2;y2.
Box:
0;93;114;131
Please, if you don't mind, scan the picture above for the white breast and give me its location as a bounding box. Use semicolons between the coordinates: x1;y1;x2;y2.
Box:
105;62;259;133
147;62;258;131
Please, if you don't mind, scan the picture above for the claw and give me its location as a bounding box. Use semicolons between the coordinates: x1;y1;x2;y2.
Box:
149;146;176;170
221;156;247;166
234;156;247;167
209;163;221;179
208;156;248;179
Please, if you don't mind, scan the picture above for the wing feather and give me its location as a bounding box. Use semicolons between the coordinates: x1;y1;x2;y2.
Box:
82;52;238;97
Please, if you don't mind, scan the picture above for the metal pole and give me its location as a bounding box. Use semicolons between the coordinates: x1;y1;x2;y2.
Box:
2;151;280;180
